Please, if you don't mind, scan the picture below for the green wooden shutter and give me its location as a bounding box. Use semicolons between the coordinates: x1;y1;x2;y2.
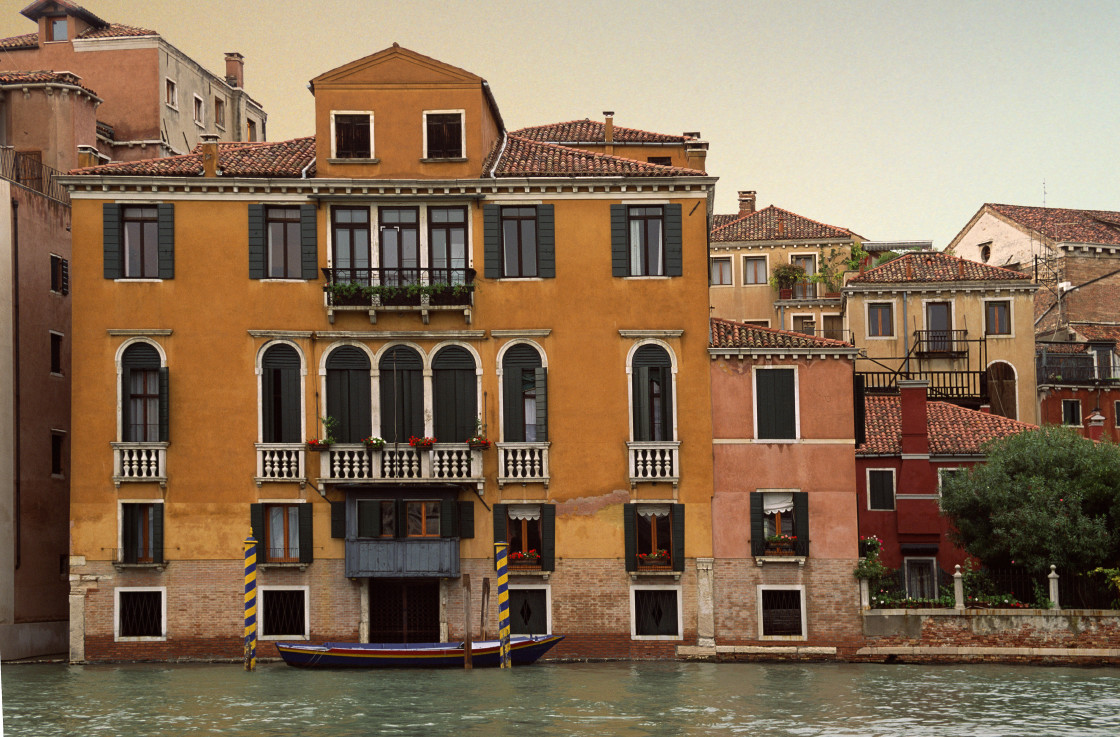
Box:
540;504;555;571
483;204;500;279
152;503;164;564
633;367;651;441
671;504;685;572
458;501;474;539
279;367;300;443
298;503;314;563
793;492;810;557
330;501;346;539
502;367;523;442
658;366;673;441
122;504;138;564
300;204;318;279
623;504;637;571
493;504;508;569
664;203;682;276
248;204;265;279
103;203;122;279
537;204;555;278
156;203;174;279
750;492;764;557
610;204;628;277
250;504;263;551
440;498;457;538
121;367;132;441
157;367;170;442
534;367;548;442
433;347;477;442
756;369;796;440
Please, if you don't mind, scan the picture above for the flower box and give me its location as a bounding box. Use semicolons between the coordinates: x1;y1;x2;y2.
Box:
468;438;491;450
361;437;385;450
307;442;330;452
408;436;436;450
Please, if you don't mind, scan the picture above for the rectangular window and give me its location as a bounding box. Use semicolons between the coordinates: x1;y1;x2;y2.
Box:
116;588;164;639
425;112;463;159
904;558;938;599
822;315;844;341
710;257;732;285
265;503;301;562
121;502;159;563
501;207;538;278
635;505;673;568
743;256;766;285
165;79;177;108
868;303;893;337
406;501;440;537
868;469;895;510
247;119;258;142
628;206;664;276
128;368;160;441
50;254;68;294
507;505;543;566
509;587;550;635
428;206;468;283
214;97;226;128
759;587;805;638
752;491;808;557
122;206;159;278
647;156;673;166
631;587;681;639
754;368;797;440
792;315;815;335
51;432;64;476
260;588;308;638
334;114;371;158
1062;399;1082;426
379;207;419;286
50;332;62;374
266;206;302;278
331;206;370;284
1115;400;1120;427
356;499;397;538
48;17;68;41
792;255;815;299
193;96;204;125
985;300;1011;335
937;468;961;495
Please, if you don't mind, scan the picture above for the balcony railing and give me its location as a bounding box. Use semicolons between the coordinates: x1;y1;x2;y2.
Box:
1037;353;1116;385
497;442;551;487
256;443;306;485
0;147;69;203
321;267;475;325
913;329;968;357
319;443;483;487
858;370;987;401
344;537;459;578
112;442;168;487
628;441;680;488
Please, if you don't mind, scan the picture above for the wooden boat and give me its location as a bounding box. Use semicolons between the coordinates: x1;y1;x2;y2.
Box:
275;634;564;668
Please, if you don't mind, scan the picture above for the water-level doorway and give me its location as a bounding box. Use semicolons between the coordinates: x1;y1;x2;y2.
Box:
369;579;440;643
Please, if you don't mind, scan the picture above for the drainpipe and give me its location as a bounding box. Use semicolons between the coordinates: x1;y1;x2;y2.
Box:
10;199;19;569
901;290;909;375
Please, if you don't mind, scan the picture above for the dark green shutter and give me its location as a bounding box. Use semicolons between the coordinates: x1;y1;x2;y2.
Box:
280;367;300;443
610;204;628;277
156;203;174;279
671;503;685;572
793;492;809;556
379;347;423;442
357;500;380;538
122;504;138;564
483;204;500;279
493;504;508;568
152;503;164;564
750;493;764;557
298;503;314;563
103;204;122;278
250;504;263;552
157;367;170;442
300;204;318;279
540;504;555;571
623;504;637;571
433;347;476;442
121;367;133;441
756;369;796;440
440;498;457;538
534;367;548;442
327;347;372;443
458;501;474;539
248;204;265;279
537;204;555;278
633;367;651;441
330;501;346;539
503;366;523;442
664;203;682;277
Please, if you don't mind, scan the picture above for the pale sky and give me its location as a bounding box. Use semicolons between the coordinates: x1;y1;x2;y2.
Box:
4;0;1118;247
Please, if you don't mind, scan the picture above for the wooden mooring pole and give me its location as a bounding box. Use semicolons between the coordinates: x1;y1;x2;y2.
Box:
480;578;490;640
462;574;473;669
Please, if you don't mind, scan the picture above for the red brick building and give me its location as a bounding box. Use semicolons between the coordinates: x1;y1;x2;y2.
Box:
1036;323;1119;442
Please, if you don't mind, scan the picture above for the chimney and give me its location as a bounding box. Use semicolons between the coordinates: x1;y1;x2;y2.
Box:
76;145;100;169
1086;410;1105;442
979;404;991;414
898;380;930;456
777;215;785;236
738;191;757;216
225;52;244;88
685;140;708;172
200;133;220;177
603;111;614;155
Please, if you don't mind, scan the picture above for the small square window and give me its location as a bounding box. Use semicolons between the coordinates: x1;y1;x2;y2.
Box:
937;468;961;495
260;588;307;638
357;499;396;538
116;588;164;639
50;332;62;374
509;586;550;635
985;300;1011;335
507;505;543;567
904;558;939;599
48;17;68;42
425;112;463;159
247;119;258;142
406;501;440;537
264;503;301;563
631;587;681;639
868;469;894;510
1062;399;1082;426
334;114;371;158
759;587;805;637
647;156;673;166
868;303;893;337
710;257;731;285
121;502;160;564
743;256;766;285
165;79;177;108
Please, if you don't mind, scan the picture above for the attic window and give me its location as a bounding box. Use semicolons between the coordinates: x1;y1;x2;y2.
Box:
979;243;992;262
424;112;463;159
333;113;372;158
47;17;68;42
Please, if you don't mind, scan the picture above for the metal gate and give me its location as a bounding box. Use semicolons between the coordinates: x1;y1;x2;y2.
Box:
368;579;440;643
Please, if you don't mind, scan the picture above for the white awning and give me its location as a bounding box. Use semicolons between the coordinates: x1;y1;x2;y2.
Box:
637;504;671;519
763;492;794;514
507;504;540;521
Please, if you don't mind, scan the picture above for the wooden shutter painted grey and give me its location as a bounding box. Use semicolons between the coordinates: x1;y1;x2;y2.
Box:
458;501;474;539
633;367;651;441
326;346;372;443
298;503;314;563
300;204;318;279
330;501;346;539
440;498;457;538
664;203;682;277
156;203;174;279
492;504;508;569
671;503;685;572
152;503;164;563
122;504;138;564
250;504;263;551
537;204;555;278
157;367;170;442
756;369;796;440
394;499;406;539
433;347;477;442
103;204;121;278
483;204;500;279
502;345;543;443
610;204;628;277
534;367;548;442
623;504;637;572
379;347;423;442
750;492;764;556
540;504;555;571
248;204;265;279
793;492;809;556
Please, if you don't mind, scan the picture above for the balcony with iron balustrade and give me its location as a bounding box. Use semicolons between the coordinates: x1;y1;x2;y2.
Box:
318;442;484;493
497;442;550;488
628;441;680;489
322;267;475;325
112;442;168;488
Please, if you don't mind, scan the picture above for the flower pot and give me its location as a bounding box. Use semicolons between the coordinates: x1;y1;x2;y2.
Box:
778;288;793;300
307;443;330;452
468;441;491;451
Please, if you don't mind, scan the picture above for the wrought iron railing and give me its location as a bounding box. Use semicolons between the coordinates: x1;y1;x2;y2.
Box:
1036;353;1114;384
321;267;476;308
913;329;968;355
0;147;69;203
857;370;987;400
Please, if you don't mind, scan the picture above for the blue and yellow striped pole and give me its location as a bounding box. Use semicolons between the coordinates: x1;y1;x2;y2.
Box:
494;541;511;668
244;534;258;671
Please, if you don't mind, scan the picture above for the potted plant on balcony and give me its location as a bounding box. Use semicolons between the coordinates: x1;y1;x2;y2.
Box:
308;416;339;451
467;418;491;450
765;534;797;555
637;549;671;566
509;549;541;566
361;436;385;451
769;263;805;300
326;281;370;306
408;435;437;450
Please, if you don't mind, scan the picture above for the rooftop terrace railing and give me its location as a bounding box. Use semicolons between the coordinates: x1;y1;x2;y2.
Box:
0;147;69;204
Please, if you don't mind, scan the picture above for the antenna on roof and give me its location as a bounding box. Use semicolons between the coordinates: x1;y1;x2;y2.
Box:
1042;179;1046;207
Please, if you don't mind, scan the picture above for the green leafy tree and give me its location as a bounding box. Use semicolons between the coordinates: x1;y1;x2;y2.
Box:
940;426;1120;572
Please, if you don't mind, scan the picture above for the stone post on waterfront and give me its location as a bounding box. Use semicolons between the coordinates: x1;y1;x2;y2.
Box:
954;565;964;610
696;558;715;648
1048;565;1060;609
859;578;870;610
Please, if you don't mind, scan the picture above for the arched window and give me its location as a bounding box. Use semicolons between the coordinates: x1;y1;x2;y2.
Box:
261;344;301;443
379;346;423;442
502;344;547;442
121;343;167;442
326;346;371;443
432;346;477;442
632;345;673;441
987;361;1017;420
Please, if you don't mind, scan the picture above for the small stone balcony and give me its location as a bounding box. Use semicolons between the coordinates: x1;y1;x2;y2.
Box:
497;442;551;488
112;442;168;488
628;441;680;488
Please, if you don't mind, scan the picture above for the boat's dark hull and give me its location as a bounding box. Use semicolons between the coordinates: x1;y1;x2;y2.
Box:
275;634;564;668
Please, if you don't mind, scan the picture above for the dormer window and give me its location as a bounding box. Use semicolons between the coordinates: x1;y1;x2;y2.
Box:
424;111;463;159
333;112;372;159
47;16;68;42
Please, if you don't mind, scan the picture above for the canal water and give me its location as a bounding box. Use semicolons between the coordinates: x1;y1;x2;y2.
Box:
3;660;1118;736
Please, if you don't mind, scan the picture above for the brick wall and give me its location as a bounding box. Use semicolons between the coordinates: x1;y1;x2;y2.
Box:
1036;252;1120;332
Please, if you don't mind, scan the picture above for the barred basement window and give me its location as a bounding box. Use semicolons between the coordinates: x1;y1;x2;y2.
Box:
261;588;307;638
117;589;163;638
632;587;680;638
760;588;804;637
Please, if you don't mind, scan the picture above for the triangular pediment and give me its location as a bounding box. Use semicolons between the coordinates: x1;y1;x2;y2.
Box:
21;0;106;26
311;44;482;89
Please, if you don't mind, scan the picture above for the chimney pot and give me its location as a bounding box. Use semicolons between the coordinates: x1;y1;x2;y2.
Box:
76;144;100;169
224;52;245;88
979;404;991;414
603;111;614;152
1087;411;1106;441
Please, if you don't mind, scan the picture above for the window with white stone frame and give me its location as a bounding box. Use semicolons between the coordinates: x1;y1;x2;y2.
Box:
630;585;682;640
259;586;309;639
757;584;805;639
508;585;551;635
115;587;166;641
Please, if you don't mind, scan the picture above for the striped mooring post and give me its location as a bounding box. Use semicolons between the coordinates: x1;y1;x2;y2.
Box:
494;542;511;668
244;534;258;671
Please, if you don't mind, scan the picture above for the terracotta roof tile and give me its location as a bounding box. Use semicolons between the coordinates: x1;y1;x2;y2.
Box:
70;137;316;178
709;317;852;350
710;213;739;230
0;32;38;50
1070;323;1120;344
77;23;157;39
711;205;858;242
485;134;705;178
858;395;1036;456
511;119;692;144
1036;342;1089;355
847;251;1030;284
988;203;1120;247
0;70;96;94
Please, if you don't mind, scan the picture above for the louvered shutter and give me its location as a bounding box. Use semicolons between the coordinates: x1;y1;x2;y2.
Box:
330;501;346;539
633;367;651;441
250;504;264;551
103;204;122;278
756;369;796;440
440;498;457;538
537;204;555;278
750;492;764;557
152;504;164;563
502;366;523;442
854;374;866;448
298;503;314;563
534;367;548;442
610;204;628;277
671;504;685;572
492;504;508;569
458;501;474;539
248;204;265;279
540;504;555;571
623;504;637;572
793;492;809;557
300;204;318;279
60;258;69;295
664;203;682;276
157;367;170;442
156;204;174;279
483;204;500;279
357;500;380;538
122;504;138;564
